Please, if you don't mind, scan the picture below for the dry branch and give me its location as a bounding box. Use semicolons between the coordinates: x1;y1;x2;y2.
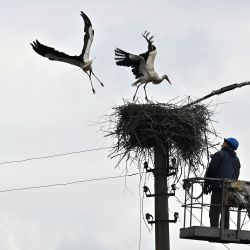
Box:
106;100;217;176
183;81;250;108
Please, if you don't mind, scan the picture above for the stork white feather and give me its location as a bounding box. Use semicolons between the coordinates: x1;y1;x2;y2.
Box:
31;11;104;94
115;31;171;101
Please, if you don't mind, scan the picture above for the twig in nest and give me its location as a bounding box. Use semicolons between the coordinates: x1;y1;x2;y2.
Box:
105;99;218;180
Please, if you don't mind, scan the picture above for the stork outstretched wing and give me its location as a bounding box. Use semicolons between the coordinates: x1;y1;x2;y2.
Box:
80;11;94;62
139;31;157;72
115;48;148;79
30;40;82;67
31;11;94;66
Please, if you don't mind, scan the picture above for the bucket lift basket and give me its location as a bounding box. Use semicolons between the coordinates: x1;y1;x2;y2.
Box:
180;177;250;243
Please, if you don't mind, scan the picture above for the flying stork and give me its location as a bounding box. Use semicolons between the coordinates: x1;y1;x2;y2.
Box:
114;31;171;101
31;11;104;94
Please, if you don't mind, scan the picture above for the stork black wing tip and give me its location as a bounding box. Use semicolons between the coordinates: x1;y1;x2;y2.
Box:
30;40;37;48
80;11;91;24
31;39;41;46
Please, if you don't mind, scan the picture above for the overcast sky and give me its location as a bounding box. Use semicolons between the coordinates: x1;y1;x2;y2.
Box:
1;1;250;250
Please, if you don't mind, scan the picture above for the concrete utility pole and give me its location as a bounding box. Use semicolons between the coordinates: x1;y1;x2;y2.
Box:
154;144;170;250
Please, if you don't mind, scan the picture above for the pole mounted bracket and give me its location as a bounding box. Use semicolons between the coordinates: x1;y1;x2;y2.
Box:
145;212;179;224
144;161;154;173
153;169;175;176
143;185;176;197
169;158;178;171
144;161;177;177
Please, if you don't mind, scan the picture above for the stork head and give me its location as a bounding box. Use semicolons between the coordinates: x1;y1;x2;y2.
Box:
164;75;171;85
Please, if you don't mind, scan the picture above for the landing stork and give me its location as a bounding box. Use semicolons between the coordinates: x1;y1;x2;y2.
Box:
31;11;104;94
115;31;171;101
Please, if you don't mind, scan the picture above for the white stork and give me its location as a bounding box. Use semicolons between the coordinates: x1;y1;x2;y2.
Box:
31;11;104;94
115;31;171;101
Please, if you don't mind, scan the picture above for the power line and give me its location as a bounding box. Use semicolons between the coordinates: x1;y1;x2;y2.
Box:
0;172;139;193
0;146;112;166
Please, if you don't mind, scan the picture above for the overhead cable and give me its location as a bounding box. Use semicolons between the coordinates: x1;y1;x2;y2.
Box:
0;146;112;166
0;172;139;193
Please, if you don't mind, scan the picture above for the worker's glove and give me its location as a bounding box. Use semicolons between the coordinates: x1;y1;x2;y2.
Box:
182;179;191;191
203;182;211;195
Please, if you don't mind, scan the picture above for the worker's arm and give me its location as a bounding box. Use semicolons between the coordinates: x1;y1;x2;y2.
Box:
236;159;241;179
203;152;222;194
205;151;222;178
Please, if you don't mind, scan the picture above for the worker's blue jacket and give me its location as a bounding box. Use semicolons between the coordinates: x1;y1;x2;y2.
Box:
205;147;241;190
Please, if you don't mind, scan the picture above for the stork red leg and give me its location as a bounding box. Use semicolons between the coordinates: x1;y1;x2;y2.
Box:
143;83;149;101
87;71;96;94
92;70;104;87
133;83;143;101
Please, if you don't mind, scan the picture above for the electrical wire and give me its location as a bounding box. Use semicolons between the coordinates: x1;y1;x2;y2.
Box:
0;172;140;193
0;146;244;250
0;146;112;166
0;164;238;250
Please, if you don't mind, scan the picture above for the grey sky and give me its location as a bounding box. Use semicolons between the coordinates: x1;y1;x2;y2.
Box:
1;0;250;249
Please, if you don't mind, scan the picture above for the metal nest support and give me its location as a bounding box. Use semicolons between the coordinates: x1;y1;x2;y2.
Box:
180;177;250;244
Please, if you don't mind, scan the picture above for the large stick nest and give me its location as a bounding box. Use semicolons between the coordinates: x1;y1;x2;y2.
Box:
106;100;217;169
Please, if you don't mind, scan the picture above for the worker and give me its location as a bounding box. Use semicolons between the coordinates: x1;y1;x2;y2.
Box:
203;137;241;229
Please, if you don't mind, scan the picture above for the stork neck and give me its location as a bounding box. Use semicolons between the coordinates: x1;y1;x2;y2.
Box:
153;75;165;84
